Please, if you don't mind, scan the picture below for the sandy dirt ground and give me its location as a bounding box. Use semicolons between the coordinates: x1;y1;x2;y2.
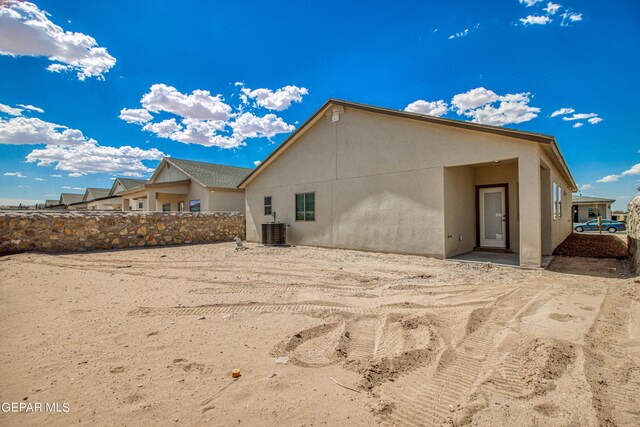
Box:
0;243;639;426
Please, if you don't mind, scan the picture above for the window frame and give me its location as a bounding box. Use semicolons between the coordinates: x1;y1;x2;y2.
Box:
264;196;272;216
295;192;315;222
189;199;201;212
162;203;171;212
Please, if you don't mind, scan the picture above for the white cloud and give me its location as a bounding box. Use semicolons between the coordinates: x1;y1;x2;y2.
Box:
597;174;619;183
50;174;62;178
142;118;182;138
240;85;308;111
26;143;165;177
580;184;593;191
404;100;449;117
0;1;116;80
543;2;561;15
167;119;238;148
520;15;552;25
551;109;603;126
231;112;295;141
452;88;539;126
123;83;301;148
561;11;582;26
622;164;640;177
4;171;27;178
17;185;30;188
0;116;93;145
119;108;152;124
34;177;45;181
0;103;23;116
63;186;83;190
253;160;262;167
17;104;44;113
68;172;83;177
596;164;640;184
141;84;232;121
448;24;480;40
562;113;597;121
550;107;574;117
451;87;499;112
520;0;543;6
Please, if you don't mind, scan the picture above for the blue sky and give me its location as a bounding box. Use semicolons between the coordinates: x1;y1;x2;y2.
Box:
0;0;639;209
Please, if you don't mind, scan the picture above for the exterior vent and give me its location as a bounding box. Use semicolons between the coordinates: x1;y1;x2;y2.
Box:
261;223;286;245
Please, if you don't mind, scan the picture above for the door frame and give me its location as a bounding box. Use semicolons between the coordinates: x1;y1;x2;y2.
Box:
475;183;510;250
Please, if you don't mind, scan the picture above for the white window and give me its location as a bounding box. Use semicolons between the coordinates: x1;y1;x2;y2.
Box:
553;183;562;219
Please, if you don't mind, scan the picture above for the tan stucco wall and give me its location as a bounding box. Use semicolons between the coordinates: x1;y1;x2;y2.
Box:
539;148;573;251
87;197;122;210
443;166;475;257
145;167;245;212
574;203;612;222
245;107;572;265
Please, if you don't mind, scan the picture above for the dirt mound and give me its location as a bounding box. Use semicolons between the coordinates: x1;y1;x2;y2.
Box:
521;338;576;395
553;233;627;258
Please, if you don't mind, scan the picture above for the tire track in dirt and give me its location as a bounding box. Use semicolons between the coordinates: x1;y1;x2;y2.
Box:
379;284;546;427
584;281;640;426
128;302;429;317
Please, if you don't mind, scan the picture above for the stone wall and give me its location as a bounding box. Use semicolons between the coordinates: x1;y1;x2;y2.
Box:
0;211;245;254
628;195;640;273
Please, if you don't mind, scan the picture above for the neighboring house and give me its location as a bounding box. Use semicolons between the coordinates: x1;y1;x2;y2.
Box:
54;193;84;210
106;177;149;211
240;99;577;268
44;199;59;208
612;211;627;222
572;195;614;222
77;187;121;211
118;158;252;212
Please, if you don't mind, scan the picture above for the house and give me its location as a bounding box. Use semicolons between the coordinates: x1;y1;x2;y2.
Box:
118;158;252;212
74;187;121;211
239;99;577;268
51;192;84;210
102;177;149;211
44;199;59;208
572;195;614;222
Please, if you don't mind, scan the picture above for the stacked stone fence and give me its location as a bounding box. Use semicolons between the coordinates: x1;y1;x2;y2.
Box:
0;211;245;254
627;195;640;273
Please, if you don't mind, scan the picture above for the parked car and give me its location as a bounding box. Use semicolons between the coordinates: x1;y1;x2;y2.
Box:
574;219;626;233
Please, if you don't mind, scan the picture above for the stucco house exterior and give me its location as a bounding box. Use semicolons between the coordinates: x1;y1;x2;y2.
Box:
119;158;252;212
81;178;150;211
239;99;577;268
572;195;614;222
46;192;84;210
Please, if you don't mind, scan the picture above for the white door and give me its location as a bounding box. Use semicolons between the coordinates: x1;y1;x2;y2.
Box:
479;187;507;248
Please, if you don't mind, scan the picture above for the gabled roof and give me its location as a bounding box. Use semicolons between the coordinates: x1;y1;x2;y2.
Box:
149;157;253;189
59;193;84;205
239;99;577;191
44;199;58;207
83;187;111;202
109;177;148;195
572;195;615;204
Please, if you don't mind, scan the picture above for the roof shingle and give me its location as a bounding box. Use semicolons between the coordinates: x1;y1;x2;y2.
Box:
166;158;253;189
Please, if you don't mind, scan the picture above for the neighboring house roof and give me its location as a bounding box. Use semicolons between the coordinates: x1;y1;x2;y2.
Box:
44;199;58;207
59;193;84;205
109;177;148;196
150;157;253;189
239;99;577;191
83;187;111;202
572;195;615;204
